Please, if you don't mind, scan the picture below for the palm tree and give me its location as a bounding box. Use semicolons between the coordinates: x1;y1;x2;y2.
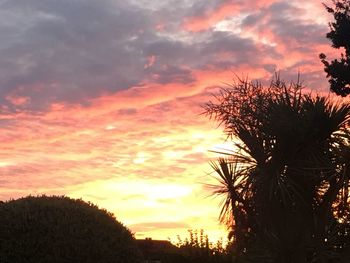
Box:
204;76;350;262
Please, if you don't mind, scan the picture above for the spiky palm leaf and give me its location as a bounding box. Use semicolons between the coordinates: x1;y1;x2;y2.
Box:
204;76;350;262
209;157;248;226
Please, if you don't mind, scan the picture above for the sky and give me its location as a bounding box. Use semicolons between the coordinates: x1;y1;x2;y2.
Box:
0;0;339;242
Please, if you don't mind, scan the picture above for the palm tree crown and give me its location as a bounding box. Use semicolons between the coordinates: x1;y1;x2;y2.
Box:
204;76;350;262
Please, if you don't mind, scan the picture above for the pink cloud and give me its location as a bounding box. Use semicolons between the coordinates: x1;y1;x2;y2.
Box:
182;2;242;32
182;0;279;32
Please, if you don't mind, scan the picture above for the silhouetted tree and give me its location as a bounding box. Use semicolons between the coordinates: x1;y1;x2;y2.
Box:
204;76;350;263
0;195;142;263
320;0;350;96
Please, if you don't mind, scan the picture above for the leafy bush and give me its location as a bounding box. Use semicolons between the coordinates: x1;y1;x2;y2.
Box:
0;195;142;263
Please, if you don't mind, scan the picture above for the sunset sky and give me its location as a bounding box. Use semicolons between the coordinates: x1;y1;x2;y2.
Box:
0;0;339;241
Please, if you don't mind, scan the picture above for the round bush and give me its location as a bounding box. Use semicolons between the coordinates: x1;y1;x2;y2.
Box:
0;195;142;263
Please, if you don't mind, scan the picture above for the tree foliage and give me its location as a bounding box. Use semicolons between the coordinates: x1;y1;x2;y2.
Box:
175;229;232;263
204;76;350;262
320;0;350;96
0;195;142;263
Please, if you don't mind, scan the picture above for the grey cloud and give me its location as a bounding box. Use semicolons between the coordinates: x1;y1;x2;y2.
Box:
242;12;264;27
144;39;195;65
199;31;255;55
1;0;232;112
148;65;195;84
263;63;277;73
0;0;153;111
190;32;283;73
243;2;328;47
0;0;329;112
198;31;260;67
143;30;261;73
184;0;225;17
272;19;327;47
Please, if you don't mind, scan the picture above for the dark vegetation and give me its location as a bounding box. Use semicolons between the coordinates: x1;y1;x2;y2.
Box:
139;229;232;263
174;229;232;263
320;0;350;96
201;1;350;262
0;195;142;263
204;76;350;262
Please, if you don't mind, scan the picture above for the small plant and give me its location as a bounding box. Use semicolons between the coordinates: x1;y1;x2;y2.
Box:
175;229;232;263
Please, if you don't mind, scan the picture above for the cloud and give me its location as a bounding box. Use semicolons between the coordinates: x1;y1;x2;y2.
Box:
0;0;154;111
130;221;190;232
0;0;250;111
147;65;196;84
0;0;331;113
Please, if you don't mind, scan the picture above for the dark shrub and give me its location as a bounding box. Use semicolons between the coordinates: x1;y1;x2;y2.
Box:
0;195;142;263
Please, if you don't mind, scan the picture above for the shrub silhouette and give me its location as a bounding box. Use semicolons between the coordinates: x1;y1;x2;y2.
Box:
0;195;142;263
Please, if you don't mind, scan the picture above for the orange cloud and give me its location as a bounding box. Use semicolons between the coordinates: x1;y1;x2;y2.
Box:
5;95;30;106
183;2;241;32
0;77;232;241
182;0;278;32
